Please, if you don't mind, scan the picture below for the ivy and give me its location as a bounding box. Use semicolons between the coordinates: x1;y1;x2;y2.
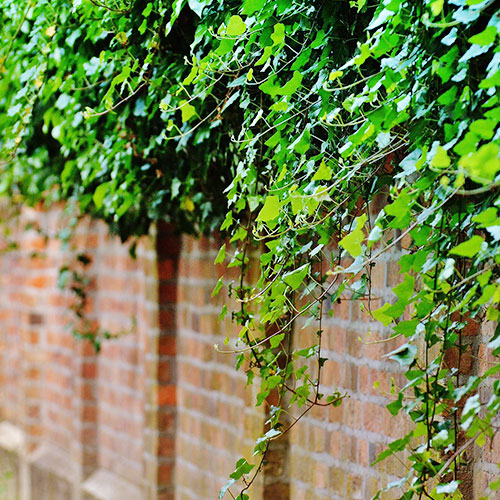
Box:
2;0;500;498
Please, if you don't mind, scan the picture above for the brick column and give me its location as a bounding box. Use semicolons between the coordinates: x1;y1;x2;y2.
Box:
143;223;179;500
72;340;98;479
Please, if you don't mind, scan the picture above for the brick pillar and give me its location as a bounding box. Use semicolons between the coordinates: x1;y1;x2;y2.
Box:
72;340;98;479
443;313;480;500
144;223;179;500
263;329;291;500
21;233;48;454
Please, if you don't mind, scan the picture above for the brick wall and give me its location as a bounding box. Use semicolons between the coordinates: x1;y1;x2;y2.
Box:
175;236;265;499
0;203;498;500
289;249;412;500
0;205;174;500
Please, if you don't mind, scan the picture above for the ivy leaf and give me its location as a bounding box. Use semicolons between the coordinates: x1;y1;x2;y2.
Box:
431;145;450;168
211;277;224;297
373;303;392;326
283;263;309;290
436;481;459;495
93;182;109;210
339;214;367;257
277;71;303;97
214;244;226;264
271;23;285;45
179;100;196;122
142;2;153;16
312;160;332;181
226;15;247;36
449;235;485;258
242;0;265;15
429;0;444;16
218;479;237;500
387;343;417;366
459;143;500;184
292;128;310;155
257;196;281;222
270;333;285;348
469;26;497;46
393;319;419;337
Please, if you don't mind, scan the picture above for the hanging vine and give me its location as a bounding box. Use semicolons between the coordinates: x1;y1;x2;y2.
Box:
2;0;500;498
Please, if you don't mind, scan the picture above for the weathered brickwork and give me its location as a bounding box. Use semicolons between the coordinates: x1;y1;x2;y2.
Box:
0;204;498;500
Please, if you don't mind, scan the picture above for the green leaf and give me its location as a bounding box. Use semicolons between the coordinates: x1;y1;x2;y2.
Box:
386;393;403;416
214;244;226;264
339;214;367;257
267;375;282;389
242;0;265;15
226;15;247;36
469;26;497;46
469;119;497;139
142;2;153;16
270;333;285;348
393;319;419;337
271;23;285;45
387;343;417;366
449;235;485;258
437;86;457;106
179;100;196;122
292;128;310;155
430;0;444;16
257;196;281;222
212;277;224;297
277;71;303;97
459;143;500;184
373;303;392;326
312;160;332;181
93;182;109;210
283;263;309;290
431;145;450;168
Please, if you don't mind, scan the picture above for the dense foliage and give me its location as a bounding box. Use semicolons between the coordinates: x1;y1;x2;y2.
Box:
2;0;500;498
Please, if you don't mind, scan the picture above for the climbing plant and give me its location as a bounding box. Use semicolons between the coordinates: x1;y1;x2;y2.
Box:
2;0;500;498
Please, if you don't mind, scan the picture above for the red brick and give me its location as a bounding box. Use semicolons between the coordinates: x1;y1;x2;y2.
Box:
158;385;176;406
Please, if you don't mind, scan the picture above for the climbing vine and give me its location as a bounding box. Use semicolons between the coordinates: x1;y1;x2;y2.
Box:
2;0;500;498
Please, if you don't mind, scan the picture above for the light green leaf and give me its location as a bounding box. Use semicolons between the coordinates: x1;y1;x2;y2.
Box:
283;263;309;290
270;333;285;348
179;100;196;122
312;160;332;181
257;196;281;222
242;0;265;15
271;23;285;45
211;277;224;297
373;303;392;326
459;143;500;184
430;0;444;16
449;235;485;257
226;15;246;36
339;214;367;258
93;182;109;210
214;244;226;264
469;26;497;46
431;145;450;168
142;2;153;16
